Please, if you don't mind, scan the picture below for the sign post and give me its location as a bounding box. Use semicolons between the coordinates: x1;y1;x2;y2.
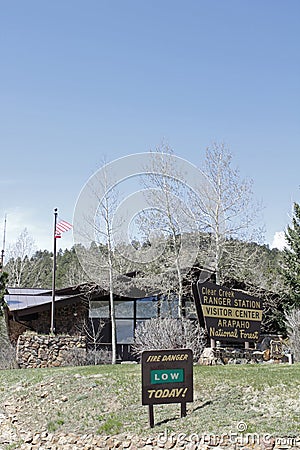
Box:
142;349;193;427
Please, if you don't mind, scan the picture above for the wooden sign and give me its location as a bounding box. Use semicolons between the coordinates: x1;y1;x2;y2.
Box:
142;349;193;427
193;281;263;343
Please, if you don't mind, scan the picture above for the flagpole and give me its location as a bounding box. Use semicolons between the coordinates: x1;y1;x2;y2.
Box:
0;215;7;270
50;208;58;334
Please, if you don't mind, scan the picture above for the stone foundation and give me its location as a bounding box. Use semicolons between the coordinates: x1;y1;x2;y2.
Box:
16;333;86;368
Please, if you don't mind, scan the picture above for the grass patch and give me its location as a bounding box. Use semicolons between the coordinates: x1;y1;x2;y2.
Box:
0;363;299;438
97;413;123;434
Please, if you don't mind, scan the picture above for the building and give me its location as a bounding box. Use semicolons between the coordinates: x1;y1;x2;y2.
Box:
4;283;198;361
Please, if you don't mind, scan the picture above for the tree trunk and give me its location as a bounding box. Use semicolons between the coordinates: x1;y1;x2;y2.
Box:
176;258;183;318
109;288;117;364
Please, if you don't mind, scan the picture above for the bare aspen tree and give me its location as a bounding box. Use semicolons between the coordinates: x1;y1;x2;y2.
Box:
139;144;199;318
78;317;104;364
92;169;120;364
74;163;125;364
196;143;263;284
101;177;117;364
5;229;36;287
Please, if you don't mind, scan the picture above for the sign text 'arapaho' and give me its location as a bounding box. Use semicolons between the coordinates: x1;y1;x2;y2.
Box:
193;281;263;342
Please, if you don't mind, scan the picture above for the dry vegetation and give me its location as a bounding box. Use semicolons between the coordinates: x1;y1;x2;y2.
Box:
0;363;299;440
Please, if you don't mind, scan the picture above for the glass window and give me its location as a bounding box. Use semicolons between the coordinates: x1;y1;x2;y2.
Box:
89;301;109;318
160;297;179;318
116;319;134;344
136;297;158;318
115;300;134;318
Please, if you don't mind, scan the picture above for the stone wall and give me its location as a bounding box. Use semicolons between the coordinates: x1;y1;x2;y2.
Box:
16;333;86;368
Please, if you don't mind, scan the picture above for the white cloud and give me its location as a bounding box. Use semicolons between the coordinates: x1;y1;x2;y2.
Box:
270;231;287;250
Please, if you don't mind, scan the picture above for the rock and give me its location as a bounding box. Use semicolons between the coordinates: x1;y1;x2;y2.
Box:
40;391;49;398
52;360;61;367
32;433;41;444
23;433;33;443
262;437;276;450
16;335;87;368
198;347;216;365
165;441;176;449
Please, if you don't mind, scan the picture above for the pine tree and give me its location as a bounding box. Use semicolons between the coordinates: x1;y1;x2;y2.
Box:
0;268;8;315
282;202;300;307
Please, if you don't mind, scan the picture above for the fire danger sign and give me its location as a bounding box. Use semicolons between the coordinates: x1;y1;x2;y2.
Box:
141;349;193;405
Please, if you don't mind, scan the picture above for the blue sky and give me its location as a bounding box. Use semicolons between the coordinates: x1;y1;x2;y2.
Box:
0;0;299;253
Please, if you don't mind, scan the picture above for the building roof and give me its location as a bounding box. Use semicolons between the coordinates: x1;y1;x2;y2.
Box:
6;287;51;296
5;294;74;312
4;286;83;315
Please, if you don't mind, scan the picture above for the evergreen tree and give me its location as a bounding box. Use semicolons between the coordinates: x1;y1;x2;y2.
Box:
56;246;86;288
28;250;53;288
282;202;300;307
0;268;8;315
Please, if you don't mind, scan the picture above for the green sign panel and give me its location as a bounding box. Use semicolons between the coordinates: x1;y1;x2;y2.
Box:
150;369;184;384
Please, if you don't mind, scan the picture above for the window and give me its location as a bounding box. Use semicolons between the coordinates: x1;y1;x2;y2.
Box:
136;297;158;318
90;295;185;346
116;319;134;344
115;300;134;318
89;301;109;318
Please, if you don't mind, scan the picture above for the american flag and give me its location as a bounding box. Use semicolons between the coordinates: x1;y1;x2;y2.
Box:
55;220;72;238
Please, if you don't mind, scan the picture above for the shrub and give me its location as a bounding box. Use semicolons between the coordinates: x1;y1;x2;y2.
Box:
86;348;112;365
132;317;207;361
63;347;112;366
62;348;87;367
0;317;17;369
285;308;300;362
0;340;17;369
